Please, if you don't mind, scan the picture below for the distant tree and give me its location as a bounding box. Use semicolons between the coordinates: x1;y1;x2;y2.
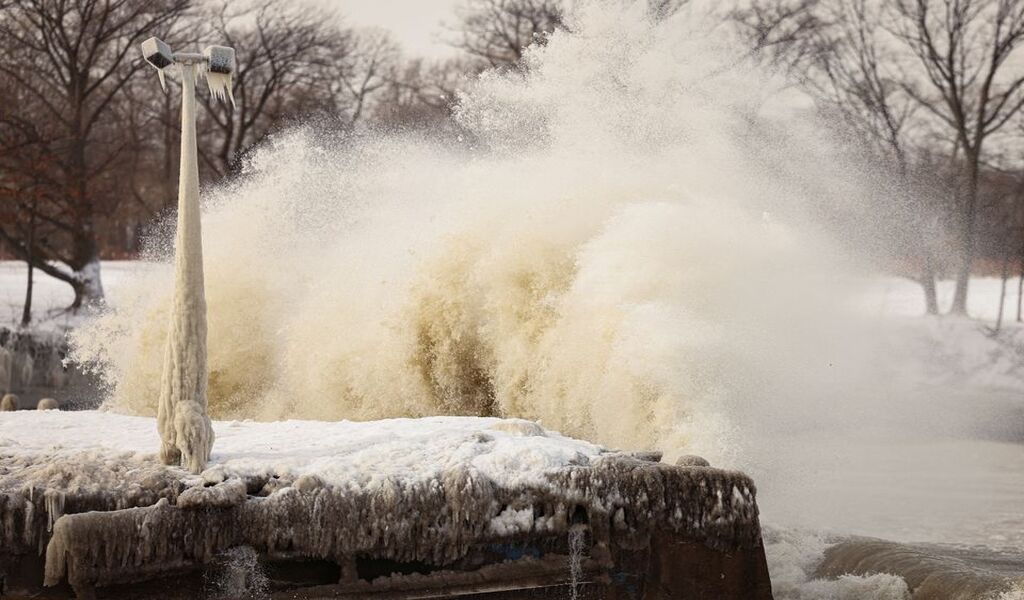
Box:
196;0;344;177
326;29;402;126
0;0;191;310
737;0;941;314
888;0;1024;315
980;170;1024;333
738;0;1024;316
647;0;693;20
735;0;828;60
0;112;52;324
448;0;566;69
373;57;470;129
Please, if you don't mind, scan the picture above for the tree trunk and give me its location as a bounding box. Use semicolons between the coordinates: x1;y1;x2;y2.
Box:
21;208;35;327
66;84;105;312
70;260;105;310
69;232;105;311
993;231;1012;334
950;155;980;316
1017;238;1024;322
921;250;939;315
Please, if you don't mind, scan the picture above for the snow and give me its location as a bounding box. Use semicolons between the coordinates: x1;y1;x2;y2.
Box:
854;275;1024;321
0;261;155;331
0;411;603;491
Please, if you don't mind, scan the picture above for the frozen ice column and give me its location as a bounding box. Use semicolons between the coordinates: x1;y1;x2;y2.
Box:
141;38;235;473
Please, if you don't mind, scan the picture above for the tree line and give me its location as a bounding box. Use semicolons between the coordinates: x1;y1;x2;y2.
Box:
737;0;1024;318
2;0;1023;322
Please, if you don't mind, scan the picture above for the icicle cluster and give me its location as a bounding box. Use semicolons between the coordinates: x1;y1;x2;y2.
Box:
205;70;235;108
1;450;762;594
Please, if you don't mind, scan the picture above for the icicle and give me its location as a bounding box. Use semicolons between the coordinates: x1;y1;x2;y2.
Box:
158;69;167;92
45;490;65;533
206;71;235;108
568;526;585;600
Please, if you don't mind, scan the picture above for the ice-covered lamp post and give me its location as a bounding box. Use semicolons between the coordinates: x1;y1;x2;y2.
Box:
141;37;235;474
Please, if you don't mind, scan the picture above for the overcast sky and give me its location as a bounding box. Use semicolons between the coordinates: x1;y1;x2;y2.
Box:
316;0;462;59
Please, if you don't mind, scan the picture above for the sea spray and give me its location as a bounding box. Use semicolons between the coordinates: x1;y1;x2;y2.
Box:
209;546;269;600
72;1;862;464
568;526;587;600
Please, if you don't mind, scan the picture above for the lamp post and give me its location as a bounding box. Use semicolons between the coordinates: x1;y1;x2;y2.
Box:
141;37;235;474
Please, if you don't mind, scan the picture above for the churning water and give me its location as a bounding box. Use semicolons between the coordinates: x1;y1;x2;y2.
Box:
72;1;1023;597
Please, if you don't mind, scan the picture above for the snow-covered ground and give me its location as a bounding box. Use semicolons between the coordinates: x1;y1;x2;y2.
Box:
0;411;601;492
855;276;1024;322
6;260;1024;325
0;261;158;331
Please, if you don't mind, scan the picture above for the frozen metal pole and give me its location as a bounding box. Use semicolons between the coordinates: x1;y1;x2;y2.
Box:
141;38;235;473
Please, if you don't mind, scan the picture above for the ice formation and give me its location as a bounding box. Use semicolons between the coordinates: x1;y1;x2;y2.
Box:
17;349;33;390
0;393;16;411
157;63;214;474
0;411;764;594
0;344;11;393
36;398;59;410
205;71;235;108
45;350;67;388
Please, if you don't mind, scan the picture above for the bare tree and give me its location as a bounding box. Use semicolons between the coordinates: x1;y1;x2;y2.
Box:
0;0;191;310
889;0;1024;315
740;0;943;313
326;29;401;127
739;0;1024;316
372;57;470;129
448;0;566;69
648;0;692;19
735;0;829;61
982;172;1024;333
196;0;344;177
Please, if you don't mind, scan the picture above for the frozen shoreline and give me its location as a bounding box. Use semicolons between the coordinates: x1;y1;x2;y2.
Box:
0;411;768;597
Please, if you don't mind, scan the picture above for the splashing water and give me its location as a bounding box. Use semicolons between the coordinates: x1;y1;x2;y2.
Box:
209;546;269;600
73;1;855;462
568;526;586;599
